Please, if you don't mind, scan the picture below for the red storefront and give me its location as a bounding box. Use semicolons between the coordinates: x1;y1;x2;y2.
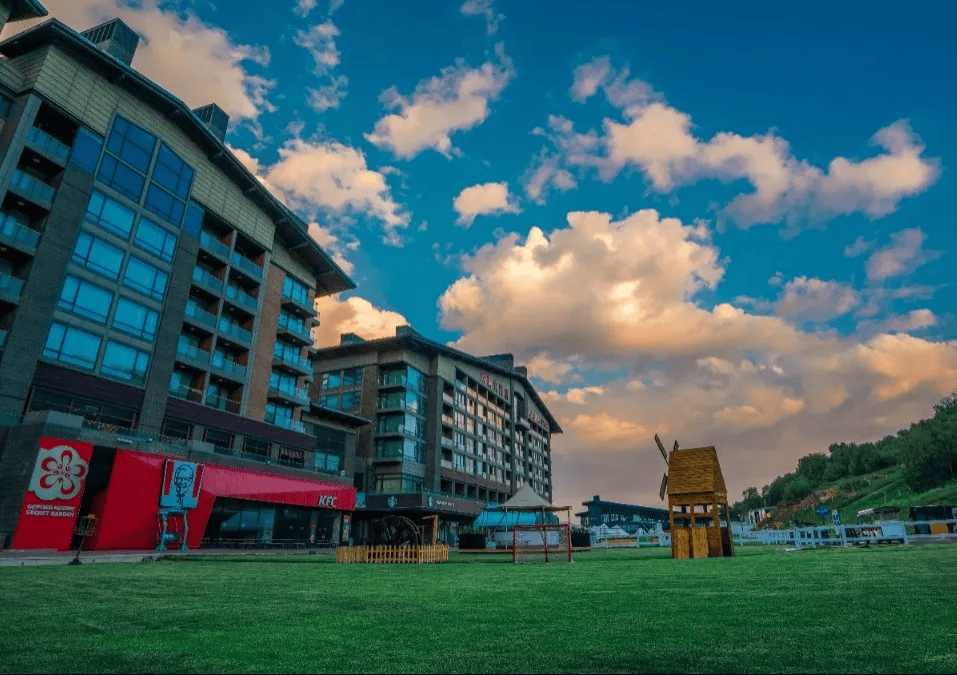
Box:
11;437;356;551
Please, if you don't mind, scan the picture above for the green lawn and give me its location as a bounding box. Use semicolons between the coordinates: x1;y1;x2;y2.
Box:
1;545;955;673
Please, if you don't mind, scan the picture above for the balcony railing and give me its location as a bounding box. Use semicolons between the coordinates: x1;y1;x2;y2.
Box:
269;383;310;405
264;412;307;434
10;170;55;206
277;318;312;343
218;318;251;344
273;351;311;373
205;391;241;413
0;212;39;252
0;272;24;302
280;288;313;314
27;127;71;163
225;283;258;312
211;353;247;380
440;436;455;449
168;381;203;403
230;251;262;279
442;393;454;405
184;301;217;330
175;342;211;368
192;266;223;293
199;230;231;260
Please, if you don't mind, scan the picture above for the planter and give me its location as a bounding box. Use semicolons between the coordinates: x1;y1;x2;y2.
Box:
458;533;487;550
571;532;591;548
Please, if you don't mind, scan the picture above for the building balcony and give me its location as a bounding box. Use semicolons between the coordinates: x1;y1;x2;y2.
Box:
0;211;39;255
0;329;7;350
9;170;55;208
276;320;313;345
191;266;223;294
168;381;203;403
442;393;454;405
441;414;454;426
175;342;211;369
264;412;307;434
205;390;241;414
268;383;310;406
199;230;231;261
0;272;24;304
280;288;314;316
230;251;262;280
272;352;311;376
225;283;258;313
211;353;247;382
440;436;455;449
26;127;70;164
218;318;251;345
184;301;218;332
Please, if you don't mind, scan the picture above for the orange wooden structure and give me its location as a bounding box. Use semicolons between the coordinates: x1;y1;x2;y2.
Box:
666;446;734;559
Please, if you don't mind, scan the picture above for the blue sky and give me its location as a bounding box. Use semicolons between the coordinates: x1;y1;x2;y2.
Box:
11;0;957;509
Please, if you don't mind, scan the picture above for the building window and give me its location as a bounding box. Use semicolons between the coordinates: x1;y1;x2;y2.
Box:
340;390;360;412
85;190;135;239
97;154;146;201
69;128;104;174
314;426;345;473
106;116;156;173
342;367;363;387
30;387;136;429
112;296;159;341
265;402;295;425
319;394;339;409
278;445;305;468
123;256;168;300
273;339;301;363
151;143;193;200
133;217;177;261
162;417;192;440
43;322;102;371
144;182;185;226
320;371;341;390
374;473;422;494
72;232;124;280
100;340;150;384
375;438;422;462
204;428;234;454
242;437;271;458
57;275;113;324
282;275;310;305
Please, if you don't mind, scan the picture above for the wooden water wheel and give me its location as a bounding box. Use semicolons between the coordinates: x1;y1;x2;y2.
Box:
369;515;422;547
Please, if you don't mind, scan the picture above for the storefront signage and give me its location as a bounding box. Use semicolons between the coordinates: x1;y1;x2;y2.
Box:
160;460;204;509
12;437;93;551
317;495;338;508
479;371;510;400
427;495;456;509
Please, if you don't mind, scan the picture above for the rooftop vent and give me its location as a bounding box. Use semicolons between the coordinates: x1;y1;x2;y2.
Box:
80;18;139;67
481;353;515;369
340;332;365;345
395;325;413;337
192;103;230;142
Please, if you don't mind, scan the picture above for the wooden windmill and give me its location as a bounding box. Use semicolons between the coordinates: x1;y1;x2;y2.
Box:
655;434;734;559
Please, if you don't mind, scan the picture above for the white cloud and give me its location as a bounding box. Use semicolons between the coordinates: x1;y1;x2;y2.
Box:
313;296;407;348
775;276;860;322
293;20;340;75
866;228;938;282
329;0;345;15
569;56;657;109
525;352;575;384
292;0;318;18
459;0;504;36
307;75;348;112
885;309;937;333
452;181;521;227
1;0;277;123
844;235;875;257
365;44;514;159
523;149;577;204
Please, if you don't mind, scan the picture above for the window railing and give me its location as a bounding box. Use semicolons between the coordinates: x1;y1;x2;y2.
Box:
218;318;251;344
176;342;210;367
184;300;217;329
28;127;71;163
281;286;312;309
269;382;310;405
225;283;257;311
0;211;39;250
264;411;307;434
10;170;55;204
199;230;230;259
212;353;247;379
205;391;241;413
230;251;262;278
192;266;223;293
278;317;312;342
274;350;311;372
168;380;203;403
0;272;24;300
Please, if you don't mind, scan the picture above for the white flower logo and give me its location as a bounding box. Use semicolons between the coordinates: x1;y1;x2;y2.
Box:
30;446;90;501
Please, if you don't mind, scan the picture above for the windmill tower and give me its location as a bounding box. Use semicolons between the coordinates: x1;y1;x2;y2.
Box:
655;435;734;559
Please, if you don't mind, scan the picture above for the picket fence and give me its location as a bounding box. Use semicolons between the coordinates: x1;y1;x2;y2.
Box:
736;519;957;549
335;544;450;564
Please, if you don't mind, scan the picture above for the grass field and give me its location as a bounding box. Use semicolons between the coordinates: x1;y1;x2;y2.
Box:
1;545;955;673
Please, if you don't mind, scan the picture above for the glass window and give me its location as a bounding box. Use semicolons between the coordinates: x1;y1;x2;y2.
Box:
151;144;194;200
144;183;185;226
100;340;150;384
85;190;135;239
183;201;204;236
123;256;168;300
43;322;102;371
282;276;310;304
320;371;341;390
69;128;103;173
340;390;360;412
162;417;192;440
319;394;339;409
343;367;362;387
97;154;146;201
134;217;177;261
112;296;159;340
106;116;156;173
72;232;124;280
57;275;112;324
204;428;234;454
374;473;422;494
265;402;295;424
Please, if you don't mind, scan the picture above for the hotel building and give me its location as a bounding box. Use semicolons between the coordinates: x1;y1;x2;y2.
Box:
312;326;561;544
0;4;366;552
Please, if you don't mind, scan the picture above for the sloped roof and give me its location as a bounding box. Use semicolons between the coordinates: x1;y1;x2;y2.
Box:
666;446;728;497
502;485;550;509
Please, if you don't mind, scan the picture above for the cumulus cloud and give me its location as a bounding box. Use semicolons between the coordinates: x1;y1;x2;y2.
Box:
844;235;875;257
292;0;319;18
865;228;938;282
452;181;521;227
1;0;276;123
293;20;349;112
307;75;348;112
365;44;514;159
774;276;860;322
459;0;504;36
525;352;575;384
313;295;408;348
569;56;657;109
884;309;937;333
523;149;577;204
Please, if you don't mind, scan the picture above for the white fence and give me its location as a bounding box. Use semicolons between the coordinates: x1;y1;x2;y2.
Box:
735;519;957;548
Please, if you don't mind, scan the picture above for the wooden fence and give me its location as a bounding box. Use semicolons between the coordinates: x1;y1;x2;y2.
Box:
335;544;450;564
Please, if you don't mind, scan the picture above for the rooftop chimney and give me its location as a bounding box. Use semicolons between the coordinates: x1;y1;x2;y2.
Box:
192;103;230;142
81;18;139;67
340;333;365;345
395;325;414;337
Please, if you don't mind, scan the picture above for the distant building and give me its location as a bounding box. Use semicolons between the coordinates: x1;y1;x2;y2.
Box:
577;495;670;534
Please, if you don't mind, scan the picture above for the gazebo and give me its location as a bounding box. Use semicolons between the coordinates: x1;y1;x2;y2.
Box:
500;485;572;525
666;446;734;559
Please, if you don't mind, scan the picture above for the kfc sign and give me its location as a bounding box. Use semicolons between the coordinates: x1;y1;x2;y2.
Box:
318;495;338;508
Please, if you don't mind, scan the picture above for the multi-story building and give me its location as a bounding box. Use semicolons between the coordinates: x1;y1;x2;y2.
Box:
0;7;367;552
576;495;670;534
312;326;561;544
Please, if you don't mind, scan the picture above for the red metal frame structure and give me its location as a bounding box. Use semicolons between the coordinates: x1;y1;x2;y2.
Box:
512;523;572;563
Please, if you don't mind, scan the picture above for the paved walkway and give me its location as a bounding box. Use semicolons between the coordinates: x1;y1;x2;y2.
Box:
0;547;334;567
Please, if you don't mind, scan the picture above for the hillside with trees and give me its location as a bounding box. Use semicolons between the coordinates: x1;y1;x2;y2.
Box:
731;393;957;520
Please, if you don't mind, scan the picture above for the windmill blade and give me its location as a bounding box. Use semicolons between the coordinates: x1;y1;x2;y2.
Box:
673;440;679;452
655;434;668;464
659;473;668;501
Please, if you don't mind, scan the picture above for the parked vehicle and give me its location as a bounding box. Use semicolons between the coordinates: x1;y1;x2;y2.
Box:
856;507;906;544
908;505;957;535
